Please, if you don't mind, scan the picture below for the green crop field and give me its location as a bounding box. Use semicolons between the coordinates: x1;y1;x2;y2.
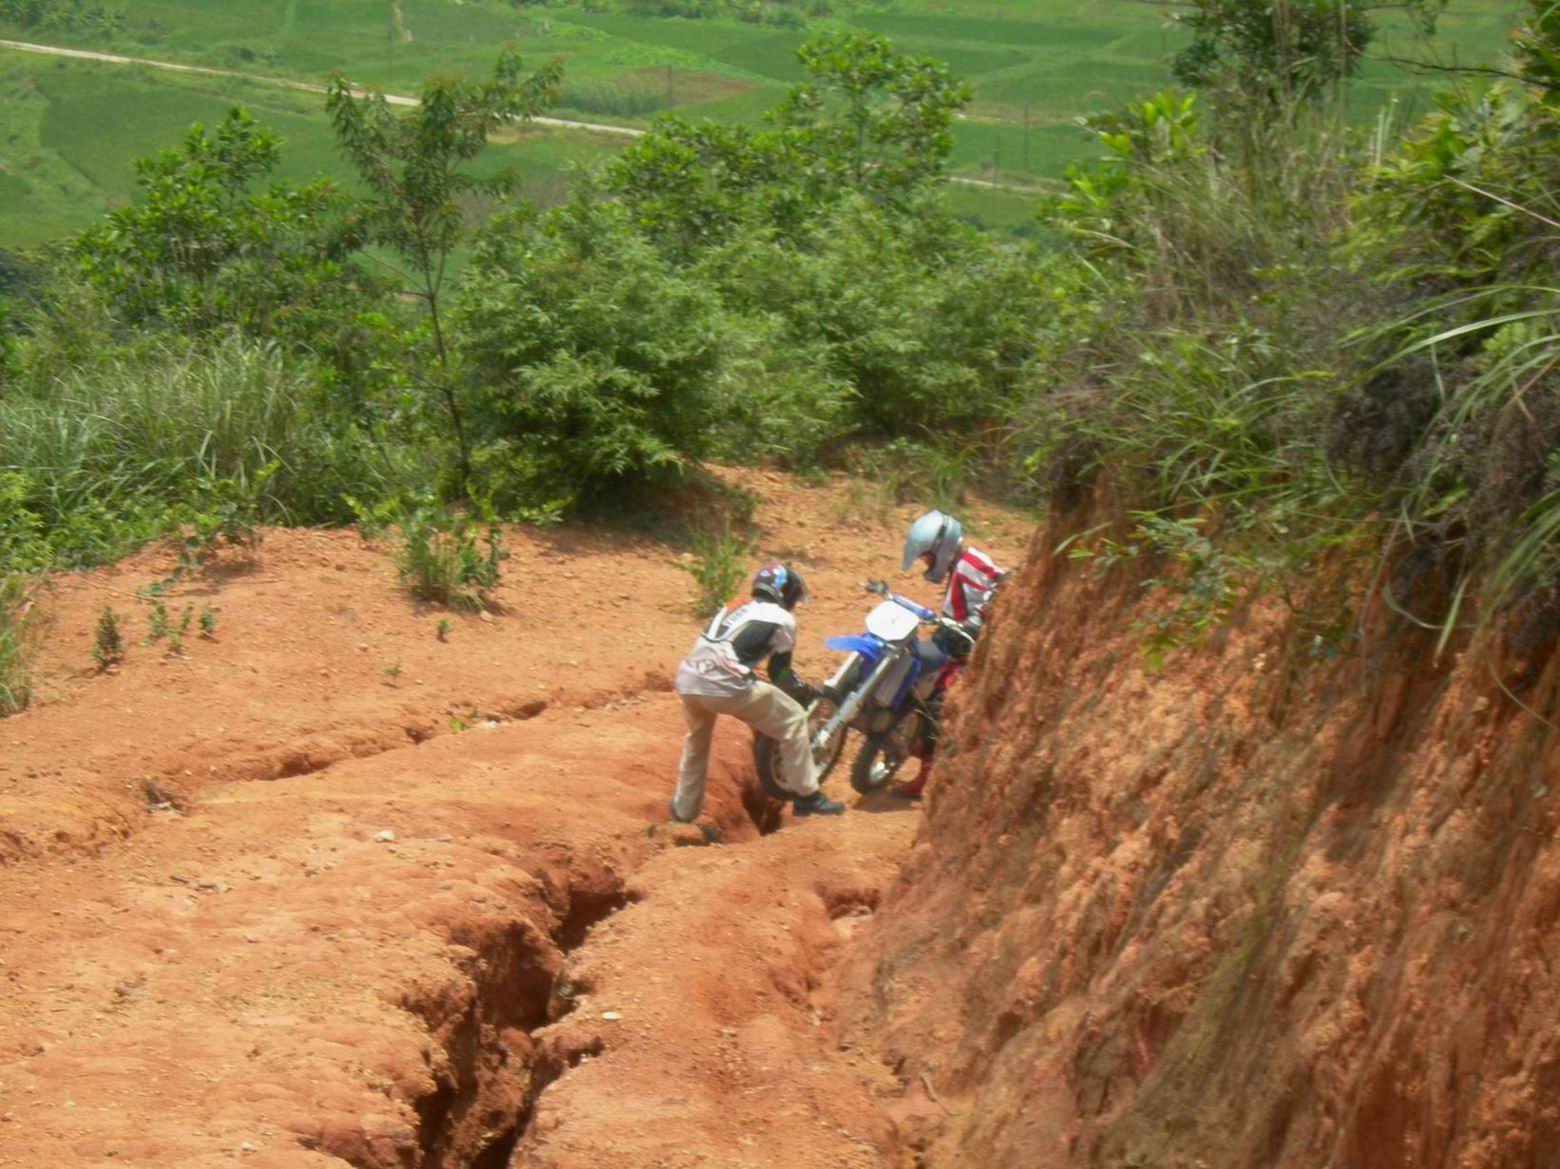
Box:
0;46;625;246
0;0;1527;246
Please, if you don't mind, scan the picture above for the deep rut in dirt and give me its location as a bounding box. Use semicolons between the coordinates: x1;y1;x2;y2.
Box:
356;764;778;1169
396;874;625;1169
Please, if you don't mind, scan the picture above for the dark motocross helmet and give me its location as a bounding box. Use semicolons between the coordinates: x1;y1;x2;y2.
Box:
752;562;809;611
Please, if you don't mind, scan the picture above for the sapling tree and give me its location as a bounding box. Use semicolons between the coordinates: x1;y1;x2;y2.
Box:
601;29;971;255
1171;0;1443;107
326;49;563;488
772;30;971;204
73;109;366;339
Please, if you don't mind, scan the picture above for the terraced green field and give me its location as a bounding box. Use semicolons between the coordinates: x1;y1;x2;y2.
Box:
0;47;624;246
0;0;1525;245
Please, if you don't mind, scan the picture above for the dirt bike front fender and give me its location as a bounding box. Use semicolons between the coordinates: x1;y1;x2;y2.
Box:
825;634;883;660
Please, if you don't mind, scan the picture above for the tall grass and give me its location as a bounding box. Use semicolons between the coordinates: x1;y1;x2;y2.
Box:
1383;290;1560;642
1022;50;1560;658
0;575;39;715
1023;98;1371;529
0;333;417;570
4;336;303;512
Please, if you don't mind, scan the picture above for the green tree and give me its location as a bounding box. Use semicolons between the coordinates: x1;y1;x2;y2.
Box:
1171;0;1440;106
326;48;563;488
600;29;970;258
72;109;368;341
599;119;797;261
773;29;971;203
454;201;726;512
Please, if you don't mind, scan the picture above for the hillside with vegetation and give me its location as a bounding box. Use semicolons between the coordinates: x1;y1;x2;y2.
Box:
0;2;1556;1166
3;0;1555;716
0;0;1520;242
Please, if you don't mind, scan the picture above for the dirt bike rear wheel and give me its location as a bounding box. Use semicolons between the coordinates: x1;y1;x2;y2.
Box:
753;698;848;802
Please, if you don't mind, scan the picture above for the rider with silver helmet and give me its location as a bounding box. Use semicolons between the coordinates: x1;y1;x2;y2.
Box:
902;509;1005;638
669;562;846;823
893;510;1006;797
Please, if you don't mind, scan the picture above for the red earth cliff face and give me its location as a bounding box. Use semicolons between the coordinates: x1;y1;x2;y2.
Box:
839;509;1560;1169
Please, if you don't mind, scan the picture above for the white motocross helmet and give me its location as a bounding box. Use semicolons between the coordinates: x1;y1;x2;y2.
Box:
902;509;963;584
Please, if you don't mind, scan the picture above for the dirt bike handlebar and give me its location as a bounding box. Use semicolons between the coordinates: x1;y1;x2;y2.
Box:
861;581;973;644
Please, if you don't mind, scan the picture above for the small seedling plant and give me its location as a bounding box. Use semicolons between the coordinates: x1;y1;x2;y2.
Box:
167;605;195;654
679;523;757;617
145;600;169;644
93;605;125;670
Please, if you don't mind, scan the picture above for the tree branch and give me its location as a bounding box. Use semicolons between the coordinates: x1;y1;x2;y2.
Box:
1366;52;1560;93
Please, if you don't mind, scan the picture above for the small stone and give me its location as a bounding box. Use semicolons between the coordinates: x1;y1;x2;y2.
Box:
601;1011;621;1022
478;611;494;623
1472;696;1490;713
241;1140;257;1153
374;829;396;843
358;643;370;652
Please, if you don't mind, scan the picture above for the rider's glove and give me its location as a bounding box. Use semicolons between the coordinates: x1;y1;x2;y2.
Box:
777;671;820;706
865;579;889;597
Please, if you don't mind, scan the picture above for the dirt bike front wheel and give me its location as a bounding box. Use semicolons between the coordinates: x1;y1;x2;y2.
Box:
753;698;848;802
849;733;909;795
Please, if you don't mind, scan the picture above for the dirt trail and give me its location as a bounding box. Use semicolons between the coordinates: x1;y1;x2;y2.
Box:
0;470;1028;1168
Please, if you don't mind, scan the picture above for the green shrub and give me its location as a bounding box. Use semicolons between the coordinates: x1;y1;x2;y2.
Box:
709;324;855;469
456;202;727;513
92;605;125;670
703;197;1042;442
679;523;758;617
0;575;40;716
396;510;508;611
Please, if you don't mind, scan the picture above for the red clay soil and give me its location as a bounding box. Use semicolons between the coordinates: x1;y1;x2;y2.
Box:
0;470;1028;1169
837;505;1560;1169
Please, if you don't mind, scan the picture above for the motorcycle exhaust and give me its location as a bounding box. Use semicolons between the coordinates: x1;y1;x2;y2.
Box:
812;648;901;753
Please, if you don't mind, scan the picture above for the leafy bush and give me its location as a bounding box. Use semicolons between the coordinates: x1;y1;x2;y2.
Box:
709;323;855;469
396;510;508;611
679;523;758;617
456;202;727;512
704;197;1042;441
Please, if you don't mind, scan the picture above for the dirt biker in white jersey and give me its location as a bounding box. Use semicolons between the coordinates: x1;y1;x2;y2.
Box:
669;563;846;823
892;509;1006;798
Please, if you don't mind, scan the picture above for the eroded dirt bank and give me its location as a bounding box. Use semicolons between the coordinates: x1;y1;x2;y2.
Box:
838;507;1560;1168
0;472;1028;1169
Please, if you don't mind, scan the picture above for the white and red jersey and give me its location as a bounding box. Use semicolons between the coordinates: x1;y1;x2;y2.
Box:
943;546;1004;625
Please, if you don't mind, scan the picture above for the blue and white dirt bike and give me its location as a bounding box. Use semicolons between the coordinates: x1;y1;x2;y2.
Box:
753;581;974;800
